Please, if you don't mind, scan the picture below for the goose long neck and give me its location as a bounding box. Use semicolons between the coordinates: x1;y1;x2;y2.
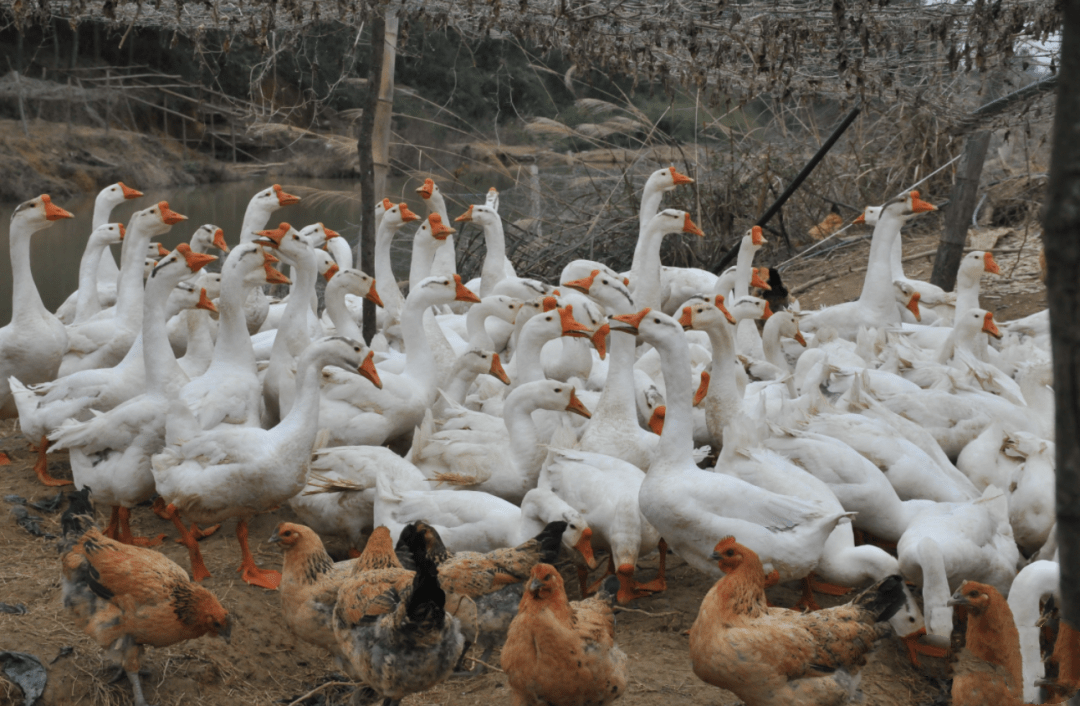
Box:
324;279;364;341
591;330;637;420
272;348;326;452
142;270;185;392
269;249;316;364
408;234;440;289
703;319;742;420
7;223;49;323
211;263;257;370
761;317;788;372
374;221;406;320
92;194;122;282
631;185;666;274
508;325;550;389
182;310;214;365
954;270;982;315
113;220;155;325
734;239;758;298
859;214;903;314
401;295;437;387
465;303;496;349
479;219;507;298
240;205;273;244
631;224;667;311
442;360;481;407
890;233;906;280
654;331;696;465
74;235;111;323
503;394;543;472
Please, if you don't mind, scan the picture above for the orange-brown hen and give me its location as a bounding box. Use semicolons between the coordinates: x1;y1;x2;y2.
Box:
948;580;1027;706
60;490;230;706
689;536;905;706
1042;620;1080;703
502;564;627;706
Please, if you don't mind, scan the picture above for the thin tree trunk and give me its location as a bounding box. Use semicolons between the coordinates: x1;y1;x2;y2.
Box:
930;131;990;290
357;14;385;346
1044;0;1080;642
372;8;398;201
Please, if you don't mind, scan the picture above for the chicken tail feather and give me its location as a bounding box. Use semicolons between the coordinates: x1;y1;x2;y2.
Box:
60;487;96;544
595;575;621;605
404;554;447;632
534;521;568;565
852;574;907;623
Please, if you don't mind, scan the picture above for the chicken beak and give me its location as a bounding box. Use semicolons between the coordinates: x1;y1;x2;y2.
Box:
669;166;694;185
218;619;232;644
694;372;710;407
324;264;340;281
563;269;598;295
273;184;301;206
946;595;970;608
365;284;384;307
709;550;722;561
984;252;1001;274
455;205;474;222
982;313;1002;339
453;274;481;303
574;528;597;568
682;213;705;237
794;330;807;347
158;201;187;225
591;324;609;360
559;305;592;338
906;292;922;322
489;353;511;386
565;389;591;419
212;228;230;252
358;351;382;389
119;182;143;199
678;306;694;331
196;288;218;313
750;225;766;246
648;406;666;435
909;191;937;214
528;578;543;593
609;308;650;335
267;532;282;544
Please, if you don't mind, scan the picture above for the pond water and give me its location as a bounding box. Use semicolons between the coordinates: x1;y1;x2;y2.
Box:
0;174;530;326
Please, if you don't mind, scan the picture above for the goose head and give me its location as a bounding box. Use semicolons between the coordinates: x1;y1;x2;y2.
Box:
406;274;480;309
645;165;694;194
226;243;290;287
609;308;685;349
560;259;623;288
90;222;126;247
148;242;171;258
743;225;767;250
958;250;1001;280
729;295;768;323
459;348;511;385
511;380;591;418
417;213;455;243
853;205;882;226
150;243;218;282
485;186;500;212
454;203;500;227
679;297;736;331
882;191;937;222
95;182;143;212
416;178;439;200
306;336;380;388
315;249;339;281
253;222;313;267
381;200;420;229
10;194;73;231
956;308;1002;340
479;294;524;324
562;268;635;316
893;281;922;322
195;271;223;300
170;281;219;314
190;224;229;253
130;201;187;239
328;268;381;306
249;184;301;216
643;208;704;239
299;222;341;249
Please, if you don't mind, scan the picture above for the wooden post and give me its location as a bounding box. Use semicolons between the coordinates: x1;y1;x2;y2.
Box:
70;23;79;69
13;72;29;137
372;8;399;200
104;69;111;136
231;120;237;163
1044;0;1080;659
930;131;991;290
357;14;385;346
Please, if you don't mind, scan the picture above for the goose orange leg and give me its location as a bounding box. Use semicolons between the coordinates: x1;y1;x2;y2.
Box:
236;519;281;590
115;507;165;547
632;538;669;595
900;628;950;667
33;436;71;486
104;506;121;540
581;554;616;597
164;504;212;582
154;497;219;540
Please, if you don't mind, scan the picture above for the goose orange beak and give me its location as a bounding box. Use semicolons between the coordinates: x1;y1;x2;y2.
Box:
984;252;1001;275
648;405;666;434
563;269;598;295
39;195;73;221
453;274;481;303
683;213;705;237
716;298;736;325
323;225;341;240
455;205;474;222
429;214;455;240
591;323;610;360
982;312;1002;339
750;225;765;246
264;263;291;285
762;301;774;320
255;223;291;247
118;182;143;200
678;306;694;330
906;292;922;322
559;305;592;338
853;212;866;225
574;527;597;568
365;282;384;307
358;350;382;389
196;288;218;313
399;203;420;223
910;191;937;214
175;243;218;273
263;251;280;265
750;267;772;291
694;373;710;406
565;388;591;419
541;295;559;312
416;178;434;199
489;353;510;385
212;227;229;252
381;197;393;212
794;330;807;347
117;224;126;240
669;166;694;185
158;201;187;225
273;184;301;206
324;263;340;281
610;308;650;335
156;243;171;257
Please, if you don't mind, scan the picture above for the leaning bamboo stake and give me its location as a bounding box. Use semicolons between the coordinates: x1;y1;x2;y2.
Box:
372;7;398;200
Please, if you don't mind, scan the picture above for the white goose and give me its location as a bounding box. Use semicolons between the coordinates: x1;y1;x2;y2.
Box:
70;223;127;324
48;245;218;544
416;178;457;279
628;166;695;278
238;184;301;334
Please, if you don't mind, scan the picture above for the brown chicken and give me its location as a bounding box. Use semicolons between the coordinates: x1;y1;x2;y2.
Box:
60;489;231;706
502;565;626;706
332;524;463;706
948;580;1026;706
689;536;905;706
1042;619;1080;702
396;519;567;672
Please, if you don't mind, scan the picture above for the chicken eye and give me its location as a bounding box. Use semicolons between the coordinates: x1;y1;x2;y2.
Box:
725;550;735;556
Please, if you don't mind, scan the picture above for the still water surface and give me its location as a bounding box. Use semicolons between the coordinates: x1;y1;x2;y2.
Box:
0;175;523;326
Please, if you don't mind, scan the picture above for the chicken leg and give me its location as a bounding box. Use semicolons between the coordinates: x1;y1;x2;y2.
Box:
236;519;281;589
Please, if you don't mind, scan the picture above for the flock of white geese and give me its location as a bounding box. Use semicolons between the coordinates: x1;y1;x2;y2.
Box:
0;169;1060;701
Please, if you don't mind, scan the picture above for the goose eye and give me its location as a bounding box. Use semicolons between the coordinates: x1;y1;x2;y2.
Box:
555;388;562;393
654;318;660;323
